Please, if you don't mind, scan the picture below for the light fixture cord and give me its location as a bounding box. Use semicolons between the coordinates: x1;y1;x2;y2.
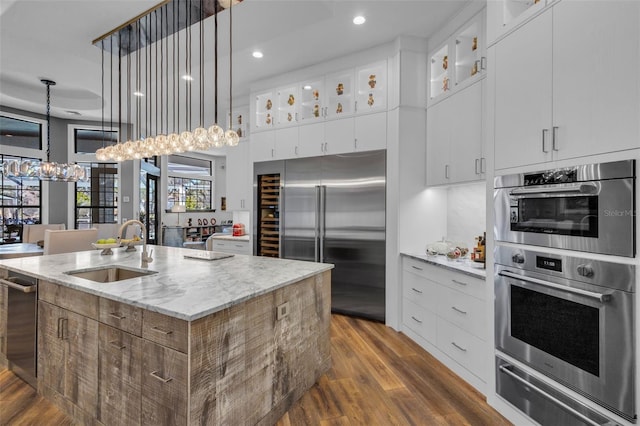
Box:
176;1;180;132
118;41;122;143
45;80;51;162
155;10;159;137
214;8;218;124
101;41;105;149
229;0;233;122
127;26;132;142
200;0;204;128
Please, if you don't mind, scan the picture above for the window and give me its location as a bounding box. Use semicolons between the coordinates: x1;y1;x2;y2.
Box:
74;128;117;154
75;163;119;228
167;155;214;211
1;155;42;241
0;115;42;150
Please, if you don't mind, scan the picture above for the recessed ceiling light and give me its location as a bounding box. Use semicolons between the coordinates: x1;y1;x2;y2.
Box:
303;85;312;90
182;75;193;81
133;91;145;97
252;51;263;59
353;15;366;25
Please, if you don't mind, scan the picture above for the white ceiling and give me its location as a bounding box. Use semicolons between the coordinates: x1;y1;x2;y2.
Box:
0;0;470;126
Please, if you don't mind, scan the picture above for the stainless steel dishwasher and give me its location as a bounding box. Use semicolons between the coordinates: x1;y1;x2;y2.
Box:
1;271;37;387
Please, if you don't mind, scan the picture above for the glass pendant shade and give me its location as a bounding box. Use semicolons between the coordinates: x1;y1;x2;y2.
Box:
3;159;20;176
39;161;57;179
96;148;108;161
207;124;225;147
180;131;195;151
225;129;239;146
193;127;208;149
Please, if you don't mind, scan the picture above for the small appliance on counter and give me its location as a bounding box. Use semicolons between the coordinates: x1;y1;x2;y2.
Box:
232;223;246;236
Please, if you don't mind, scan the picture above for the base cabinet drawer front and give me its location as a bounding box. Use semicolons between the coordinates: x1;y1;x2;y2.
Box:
39;280;100;319
402;299;437;344
142;310;188;353
98;324;142;426
99;298;142;336
425;263;486;301
211;239;252;255
141;340;188;426
436;317;486;381
402;257;432;280
402;270;440;313
437;287;486;341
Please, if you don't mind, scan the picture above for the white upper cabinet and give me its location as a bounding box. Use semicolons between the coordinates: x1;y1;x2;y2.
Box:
298;79;325;123
325;69;355;120
494;1;640;170
276;86;299;127
227;106;248;140
225;141;251;211
355;60;388;115
253;90;276;131
429;44;451;102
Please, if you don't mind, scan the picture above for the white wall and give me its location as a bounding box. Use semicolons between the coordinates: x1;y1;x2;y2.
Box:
446;182;486;250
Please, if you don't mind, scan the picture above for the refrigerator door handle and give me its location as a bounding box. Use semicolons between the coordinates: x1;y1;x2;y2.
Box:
319;185;326;263
315;185;321;262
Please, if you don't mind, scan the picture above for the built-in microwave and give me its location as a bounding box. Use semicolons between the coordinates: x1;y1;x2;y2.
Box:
494;160;636;257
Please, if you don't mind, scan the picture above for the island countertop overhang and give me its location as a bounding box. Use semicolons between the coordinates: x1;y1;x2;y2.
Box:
0;245;333;321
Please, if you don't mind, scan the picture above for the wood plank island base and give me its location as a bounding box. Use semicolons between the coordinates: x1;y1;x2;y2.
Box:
0;246;333;425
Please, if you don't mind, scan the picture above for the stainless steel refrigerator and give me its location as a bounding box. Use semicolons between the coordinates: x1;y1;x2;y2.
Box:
254;150;386;322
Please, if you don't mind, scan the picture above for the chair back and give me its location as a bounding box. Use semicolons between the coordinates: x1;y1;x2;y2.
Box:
43;228;98;255
22;224;66;243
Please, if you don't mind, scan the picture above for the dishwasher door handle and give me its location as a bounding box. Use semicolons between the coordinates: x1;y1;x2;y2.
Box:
0;278;37;293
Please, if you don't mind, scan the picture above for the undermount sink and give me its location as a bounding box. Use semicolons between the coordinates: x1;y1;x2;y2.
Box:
65;266;157;283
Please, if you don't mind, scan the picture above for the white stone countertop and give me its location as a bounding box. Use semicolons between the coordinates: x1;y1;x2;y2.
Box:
401;252;486;279
208;234;250;241
0;245;332;321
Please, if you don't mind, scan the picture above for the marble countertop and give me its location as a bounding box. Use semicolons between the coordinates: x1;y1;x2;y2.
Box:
401;252;486;279
209;234;250;241
0;243;43;259
0;245;332;321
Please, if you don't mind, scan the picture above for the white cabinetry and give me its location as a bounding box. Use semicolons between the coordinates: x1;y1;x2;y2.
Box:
494;1;640;170
210;238;252;255
225;141;251;211
401;256;486;391
487;0;548;45
253;90;276;132
276;85;299;127
427;80;484;186
251;130;276;162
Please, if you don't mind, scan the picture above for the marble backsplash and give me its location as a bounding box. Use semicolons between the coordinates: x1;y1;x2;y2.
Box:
446;182;486;250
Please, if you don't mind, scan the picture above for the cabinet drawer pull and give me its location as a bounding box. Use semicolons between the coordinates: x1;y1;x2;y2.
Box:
57;317;67;339
451;306;467;315
451;279;468;287
149;371;173;383
411;287;423;294
411;265;423;271
411;316;423;324
109;312;126;320
151;326;173;335
108;340;126;350
451;342;467;352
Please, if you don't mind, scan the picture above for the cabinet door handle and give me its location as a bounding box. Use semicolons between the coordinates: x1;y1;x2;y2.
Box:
480;157;486;173
445;164;450;179
149;371;173;383
295;112;298;122
109;312;126;320
411;287;423;294
151;326;173;335
552;126;559;151
57;318;68;340
295;146;298;156
451;342;468;352
542;129;549;153
411;265;423;271
324;142;328;152
451;279;468;287
354;138;358;149
109;340;126;350
480;56;487;70
354;101;358;112
411;316;423;324
451;306;468;315
475;158;480;175
271;148;275;157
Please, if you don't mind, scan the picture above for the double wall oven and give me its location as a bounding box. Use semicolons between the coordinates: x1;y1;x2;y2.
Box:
494;160;637;425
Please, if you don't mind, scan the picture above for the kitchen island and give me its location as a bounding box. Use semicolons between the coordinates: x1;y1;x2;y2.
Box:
0;245;333;425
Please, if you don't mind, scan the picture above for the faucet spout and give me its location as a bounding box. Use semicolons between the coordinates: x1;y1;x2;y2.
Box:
118;219;153;268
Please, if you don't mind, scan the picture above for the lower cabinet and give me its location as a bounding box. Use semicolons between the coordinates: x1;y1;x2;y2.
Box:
401;256;487;391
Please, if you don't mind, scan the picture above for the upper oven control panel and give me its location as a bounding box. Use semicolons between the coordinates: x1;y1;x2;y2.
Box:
523;169;577;186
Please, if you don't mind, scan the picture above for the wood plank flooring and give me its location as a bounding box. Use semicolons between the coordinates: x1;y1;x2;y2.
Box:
0;314;510;425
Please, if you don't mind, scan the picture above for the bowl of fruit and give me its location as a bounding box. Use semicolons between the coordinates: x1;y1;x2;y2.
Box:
92;238;120;255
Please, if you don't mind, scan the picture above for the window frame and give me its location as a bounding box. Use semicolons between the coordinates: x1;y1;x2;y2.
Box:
166;154;215;212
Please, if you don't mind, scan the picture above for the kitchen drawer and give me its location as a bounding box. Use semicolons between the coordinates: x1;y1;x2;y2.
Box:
436;317;486;381
142;310;188;353
402;269;439;313
211;239;252;255
99;298;142;336
426;263;486;301
38;280;99;320
437;286;486;341
402;257;432;279
402;298;437;344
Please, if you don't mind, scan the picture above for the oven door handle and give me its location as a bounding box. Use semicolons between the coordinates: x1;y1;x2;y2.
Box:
498;271;611;302
499;365;604;426
0;278;37;293
509;182;598;197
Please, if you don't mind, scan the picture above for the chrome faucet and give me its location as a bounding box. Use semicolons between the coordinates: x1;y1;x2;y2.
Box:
118;219;153;268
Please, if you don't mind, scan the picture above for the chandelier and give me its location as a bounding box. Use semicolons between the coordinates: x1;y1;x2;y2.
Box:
1;79;89;182
93;0;241;162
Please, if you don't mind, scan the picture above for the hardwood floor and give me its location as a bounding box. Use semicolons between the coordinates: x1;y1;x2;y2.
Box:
0;314;510;425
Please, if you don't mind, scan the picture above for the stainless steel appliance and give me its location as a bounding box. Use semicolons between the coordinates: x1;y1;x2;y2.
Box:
495;246;636;422
254;150;386;322
494;160;636;257
1;271;37;387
